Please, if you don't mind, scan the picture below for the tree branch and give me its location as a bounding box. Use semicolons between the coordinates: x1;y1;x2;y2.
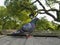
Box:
36;0;45;10
31;0;37;5
37;9;58;11
36;0;57;21
45;11;57;21
45;0;52;9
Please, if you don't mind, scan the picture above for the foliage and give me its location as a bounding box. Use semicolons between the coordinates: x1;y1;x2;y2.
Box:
2;0;37;30
36;17;57;31
4;0;37;16
46;0;56;5
0;0;37;30
0;0;60;31
0;6;8;30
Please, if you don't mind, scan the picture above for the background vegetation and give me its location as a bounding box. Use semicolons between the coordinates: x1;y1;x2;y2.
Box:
0;0;60;34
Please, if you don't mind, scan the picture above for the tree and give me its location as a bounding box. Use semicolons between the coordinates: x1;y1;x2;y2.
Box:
36;17;57;31
0;6;8;30
4;0;60;30
4;0;37;29
4;0;37;20
33;0;60;22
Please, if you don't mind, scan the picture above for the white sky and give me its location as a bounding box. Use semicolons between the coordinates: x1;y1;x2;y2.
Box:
0;0;60;24
0;0;5;6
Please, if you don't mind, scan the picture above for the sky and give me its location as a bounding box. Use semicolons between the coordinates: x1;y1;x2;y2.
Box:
0;0;5;6
0;0;60;24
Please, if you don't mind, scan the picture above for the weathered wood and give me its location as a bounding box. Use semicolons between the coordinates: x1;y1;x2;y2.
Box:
0;36;60;45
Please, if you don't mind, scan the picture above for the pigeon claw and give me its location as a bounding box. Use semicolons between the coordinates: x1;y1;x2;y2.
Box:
26;34;32;38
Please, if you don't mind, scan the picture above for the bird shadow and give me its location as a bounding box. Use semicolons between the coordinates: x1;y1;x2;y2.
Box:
11;36;26;39
7;34;27;39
